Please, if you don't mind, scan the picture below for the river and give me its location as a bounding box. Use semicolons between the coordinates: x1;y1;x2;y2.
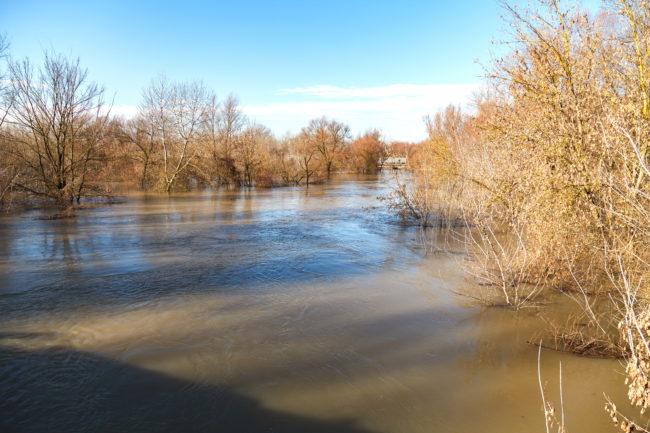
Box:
0;174;629;432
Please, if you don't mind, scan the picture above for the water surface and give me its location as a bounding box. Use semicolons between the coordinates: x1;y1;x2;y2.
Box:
0;175;629;432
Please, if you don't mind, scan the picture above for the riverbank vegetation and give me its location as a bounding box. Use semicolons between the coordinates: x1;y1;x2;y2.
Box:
386;0;649;429
0;38;402;208
2;0;648;429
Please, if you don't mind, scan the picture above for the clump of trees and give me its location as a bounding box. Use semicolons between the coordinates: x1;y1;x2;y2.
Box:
387;0;649;428
6;53;110;206
0;47;397;208
347;129;388;174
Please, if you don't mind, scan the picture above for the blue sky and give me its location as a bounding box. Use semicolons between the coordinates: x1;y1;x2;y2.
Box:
1;0;603;141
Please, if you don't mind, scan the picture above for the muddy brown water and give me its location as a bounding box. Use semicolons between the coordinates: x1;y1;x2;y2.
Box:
0;174;630;432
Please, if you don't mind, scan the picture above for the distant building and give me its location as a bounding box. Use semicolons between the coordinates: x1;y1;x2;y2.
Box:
380;156;408;170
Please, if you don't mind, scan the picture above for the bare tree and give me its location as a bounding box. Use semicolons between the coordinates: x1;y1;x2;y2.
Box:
348;129;387;173
295;132;318;186
304;117;350;179
236;123;269;186
6;52;109;205
203;92;220;182
325;119;350;176
217;94;245;183
138;75;172;190
138;77;208;192
272;135;302;185
123;117;158;189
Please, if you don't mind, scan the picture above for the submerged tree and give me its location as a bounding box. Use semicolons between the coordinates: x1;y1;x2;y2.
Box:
216;94;245;184
6;52;109;205
303;117;350;179
347;129;387;174
295;132;319;186
137;77;208;192
236;123;270;186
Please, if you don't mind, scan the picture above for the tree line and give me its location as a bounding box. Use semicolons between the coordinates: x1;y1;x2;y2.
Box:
0;43;394;207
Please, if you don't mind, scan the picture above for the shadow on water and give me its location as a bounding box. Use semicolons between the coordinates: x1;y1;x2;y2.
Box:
0;302;631;433
0;175;632;433
0;344;374;433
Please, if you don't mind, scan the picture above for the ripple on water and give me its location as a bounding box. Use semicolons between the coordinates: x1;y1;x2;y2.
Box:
0;174;632;433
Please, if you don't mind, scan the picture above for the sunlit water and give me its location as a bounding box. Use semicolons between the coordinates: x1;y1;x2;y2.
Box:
0;174;629;432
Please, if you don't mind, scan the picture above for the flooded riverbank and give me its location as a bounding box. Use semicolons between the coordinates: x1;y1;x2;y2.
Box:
0;175;629;432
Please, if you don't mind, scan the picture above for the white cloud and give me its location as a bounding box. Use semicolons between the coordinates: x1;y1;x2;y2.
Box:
244;83;482;142
108;105;138;118
105;84;483;142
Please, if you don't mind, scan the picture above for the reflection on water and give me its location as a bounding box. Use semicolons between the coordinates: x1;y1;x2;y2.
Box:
0;174;629;432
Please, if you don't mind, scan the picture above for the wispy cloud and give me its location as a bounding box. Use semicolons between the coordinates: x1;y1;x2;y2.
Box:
108;105;138;118
244;83;482;141
105;84;482;142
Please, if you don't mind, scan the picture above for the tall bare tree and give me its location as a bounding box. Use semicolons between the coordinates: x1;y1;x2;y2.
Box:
123;117;159;189
295;132;318;186
326;119;350;176
272;135;302;185
236;123;269;186
138;77;208;192
303;117;349;179
6;52;109;205
217;94;244;183
203;92;220;182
